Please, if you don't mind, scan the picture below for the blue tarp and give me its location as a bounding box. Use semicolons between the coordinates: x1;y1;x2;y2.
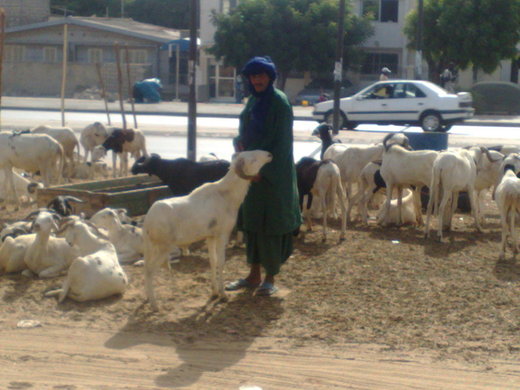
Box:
133;78;162;103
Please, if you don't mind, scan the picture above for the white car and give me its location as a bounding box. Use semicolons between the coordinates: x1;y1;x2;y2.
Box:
312;80;475;132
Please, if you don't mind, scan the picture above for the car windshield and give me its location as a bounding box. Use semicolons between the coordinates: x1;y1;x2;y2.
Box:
356;81;430;99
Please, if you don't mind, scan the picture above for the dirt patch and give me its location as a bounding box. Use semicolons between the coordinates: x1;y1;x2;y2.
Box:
0;194;519;388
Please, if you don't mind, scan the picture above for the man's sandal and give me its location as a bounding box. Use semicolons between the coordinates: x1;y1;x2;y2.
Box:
225;278;259;291
255;282;278;296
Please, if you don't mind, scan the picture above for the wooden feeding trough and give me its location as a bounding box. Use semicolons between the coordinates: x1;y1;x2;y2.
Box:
36;175;173;217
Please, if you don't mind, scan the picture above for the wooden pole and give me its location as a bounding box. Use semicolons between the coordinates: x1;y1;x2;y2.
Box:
187;0;198;161
0;9;5;130
124;45;138;128
332;0;345;135
114;43;127;130
60;23;69;126
95;62;111;125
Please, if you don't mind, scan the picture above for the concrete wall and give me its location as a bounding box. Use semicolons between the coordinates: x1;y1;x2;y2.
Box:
3;60;150;98
0;0;50;27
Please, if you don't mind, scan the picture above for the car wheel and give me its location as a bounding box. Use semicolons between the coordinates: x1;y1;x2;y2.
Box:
325;110;347;130
420;112;442;132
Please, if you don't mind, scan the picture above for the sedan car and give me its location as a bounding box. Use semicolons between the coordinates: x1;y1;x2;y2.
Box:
312;80;475;132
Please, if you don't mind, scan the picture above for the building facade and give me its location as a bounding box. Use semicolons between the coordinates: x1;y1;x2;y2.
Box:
199;0;519;102
4;17;186;98
0;0;50;27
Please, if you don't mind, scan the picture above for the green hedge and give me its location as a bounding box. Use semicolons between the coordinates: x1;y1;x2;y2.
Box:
470;81;520;115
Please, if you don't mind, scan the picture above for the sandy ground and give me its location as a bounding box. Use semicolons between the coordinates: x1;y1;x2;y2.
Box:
1;191;520;389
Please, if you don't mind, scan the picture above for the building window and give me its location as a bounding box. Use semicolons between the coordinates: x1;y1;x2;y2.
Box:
362;0;398;22
361;52;398;75
43;47;57;63
5;45;25;62
88;48;103;63
381;0;398;22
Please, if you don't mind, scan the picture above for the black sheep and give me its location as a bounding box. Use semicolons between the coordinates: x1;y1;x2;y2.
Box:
295;156;330;211
46;195;85;216
311;123;341;159
131;153;230;196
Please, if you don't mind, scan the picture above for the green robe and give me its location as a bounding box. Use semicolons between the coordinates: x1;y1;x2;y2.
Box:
236;88;302;236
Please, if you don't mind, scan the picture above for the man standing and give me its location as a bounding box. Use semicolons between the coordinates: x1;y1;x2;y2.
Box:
226;56;301;296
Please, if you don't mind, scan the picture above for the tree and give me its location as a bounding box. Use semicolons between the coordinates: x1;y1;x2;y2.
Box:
404;0;520;82
207;0;373;89
50;0;122;16
50;0;191;29
126;0;191;29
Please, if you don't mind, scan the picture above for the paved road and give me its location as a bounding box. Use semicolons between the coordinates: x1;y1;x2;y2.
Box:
2;96;520;148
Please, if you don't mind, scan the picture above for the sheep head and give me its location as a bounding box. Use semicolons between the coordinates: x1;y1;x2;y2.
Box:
232;150;272;180
131;153;161;175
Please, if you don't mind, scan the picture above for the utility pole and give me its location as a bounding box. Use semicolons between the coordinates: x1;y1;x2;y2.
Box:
415;0;424;79
332;0;345;134
187;0;198;161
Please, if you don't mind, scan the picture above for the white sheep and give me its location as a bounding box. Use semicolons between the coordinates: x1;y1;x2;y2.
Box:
0;132;64;205
301;160;346;242
471;148;505;224
90;207;143;264
352;161;386;225
143;150;273;310
80;122;111;163
325;133;410;223
0;220;33;242
47;218;128;302
92;128;148;177
0;233;35;274
23;211;77;278
494;154;520;259
0;170;42;204
376;188;416;226
379;140;439;227
31;125;80;178
424;148;485;241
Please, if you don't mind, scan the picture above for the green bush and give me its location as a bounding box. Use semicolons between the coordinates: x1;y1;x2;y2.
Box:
469;81;520;115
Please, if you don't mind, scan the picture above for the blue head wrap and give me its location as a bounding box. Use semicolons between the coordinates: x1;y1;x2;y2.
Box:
240;56;278;148
241;56;277;81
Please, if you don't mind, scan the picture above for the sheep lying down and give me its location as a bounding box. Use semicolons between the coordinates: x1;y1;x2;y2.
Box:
46;219;128;302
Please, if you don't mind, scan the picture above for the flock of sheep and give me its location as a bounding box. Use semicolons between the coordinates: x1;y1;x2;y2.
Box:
0;120;519;310
300;123;520;259
0;121;272;309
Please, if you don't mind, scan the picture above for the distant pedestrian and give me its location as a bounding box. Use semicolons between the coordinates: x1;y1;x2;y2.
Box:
440;62;456;93
380;67;391;81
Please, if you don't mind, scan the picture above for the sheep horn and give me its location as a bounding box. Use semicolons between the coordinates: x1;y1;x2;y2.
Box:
83;220;110;240
55;217;77;235
481;147;503;163
63;196;85;204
